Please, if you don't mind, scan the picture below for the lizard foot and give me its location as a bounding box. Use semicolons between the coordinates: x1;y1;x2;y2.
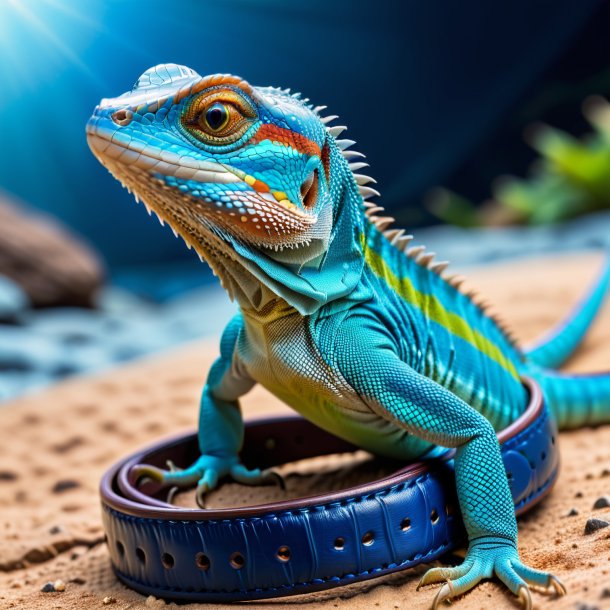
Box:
131;454;283;508
417;537;566;609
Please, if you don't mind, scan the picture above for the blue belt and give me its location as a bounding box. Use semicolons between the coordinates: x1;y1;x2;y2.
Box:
99;377;559;602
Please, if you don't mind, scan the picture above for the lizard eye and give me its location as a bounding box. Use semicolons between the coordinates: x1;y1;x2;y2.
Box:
182;89;257;146
203;102;229;131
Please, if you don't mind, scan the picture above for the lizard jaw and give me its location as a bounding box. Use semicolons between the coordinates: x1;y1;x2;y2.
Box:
86;130;321;258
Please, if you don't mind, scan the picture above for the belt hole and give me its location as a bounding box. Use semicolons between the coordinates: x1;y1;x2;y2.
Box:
541;451;546;461
334;537;345;550
230;552;245;569
116;541;125;557
361;531;374;546
400;518;411;531
136;547;146;564
276;546;291;562
195;552;210;571
161;552;174;569
430;509;439;524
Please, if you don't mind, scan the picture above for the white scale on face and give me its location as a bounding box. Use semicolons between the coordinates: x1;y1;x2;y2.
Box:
104;64;203;108
132;63;200;91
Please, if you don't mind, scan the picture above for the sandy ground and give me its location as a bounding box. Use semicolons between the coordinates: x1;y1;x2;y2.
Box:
1;252;610;610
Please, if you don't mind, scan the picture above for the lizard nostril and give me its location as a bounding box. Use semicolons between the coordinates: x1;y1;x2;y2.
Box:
112;108;133;126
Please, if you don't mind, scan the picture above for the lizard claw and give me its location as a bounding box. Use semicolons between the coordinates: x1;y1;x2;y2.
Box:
518;586;532;610
417;565;467;590
131;464;172;487
431;580;454;609
547;575;566;597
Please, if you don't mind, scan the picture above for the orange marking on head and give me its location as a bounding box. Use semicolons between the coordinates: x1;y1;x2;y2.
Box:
174;74;253;105
321;141;331;184
252;179;270;193
251;124;321;157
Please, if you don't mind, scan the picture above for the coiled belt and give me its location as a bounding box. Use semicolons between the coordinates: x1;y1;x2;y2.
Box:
100;377;559;602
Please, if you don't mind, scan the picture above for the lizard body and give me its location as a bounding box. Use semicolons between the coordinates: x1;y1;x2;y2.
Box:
87;64;610;608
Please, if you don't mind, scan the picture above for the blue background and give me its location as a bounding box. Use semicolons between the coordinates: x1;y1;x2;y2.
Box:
0;0;603;269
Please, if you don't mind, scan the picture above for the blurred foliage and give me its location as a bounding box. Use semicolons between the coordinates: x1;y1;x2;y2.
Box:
428;96;610;227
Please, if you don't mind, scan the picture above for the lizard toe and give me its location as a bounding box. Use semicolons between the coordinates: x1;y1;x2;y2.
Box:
417;561;472;589
230;464;285;489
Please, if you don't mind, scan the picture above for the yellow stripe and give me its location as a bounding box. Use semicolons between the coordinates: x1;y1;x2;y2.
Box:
363;237;519;379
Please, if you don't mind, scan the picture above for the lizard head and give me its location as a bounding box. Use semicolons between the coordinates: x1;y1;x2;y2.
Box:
87;64;367;313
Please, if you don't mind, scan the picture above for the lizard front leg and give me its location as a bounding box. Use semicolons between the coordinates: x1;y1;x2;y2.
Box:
336;329;565;608
133;314;277;505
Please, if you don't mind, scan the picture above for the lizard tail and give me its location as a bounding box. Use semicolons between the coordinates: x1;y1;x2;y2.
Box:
524;254;610;369
536;370;610;429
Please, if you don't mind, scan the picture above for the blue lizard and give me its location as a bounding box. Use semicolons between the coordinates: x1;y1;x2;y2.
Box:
87;64;610;608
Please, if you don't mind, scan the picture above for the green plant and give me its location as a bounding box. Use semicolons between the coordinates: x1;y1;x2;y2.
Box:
428;96;610;227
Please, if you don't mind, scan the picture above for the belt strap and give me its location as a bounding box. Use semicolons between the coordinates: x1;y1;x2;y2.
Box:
100;377;559;602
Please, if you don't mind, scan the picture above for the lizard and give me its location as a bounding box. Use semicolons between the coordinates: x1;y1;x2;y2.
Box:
86;63;610;609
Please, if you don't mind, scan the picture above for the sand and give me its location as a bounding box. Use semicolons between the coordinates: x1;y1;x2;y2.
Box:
1;252;610;610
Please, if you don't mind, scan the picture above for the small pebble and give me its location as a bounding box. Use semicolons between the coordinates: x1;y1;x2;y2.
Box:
601;588;610;599
575;491;584;498
145;594;165;607
40;582;55;593
584;518;610;535
102;597;116;605
592;496;610;509
53;579;66;592
52;479;80;493
567;508;579;516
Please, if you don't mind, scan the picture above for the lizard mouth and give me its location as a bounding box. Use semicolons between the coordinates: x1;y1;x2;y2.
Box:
86;128;317;223
86;127;321;256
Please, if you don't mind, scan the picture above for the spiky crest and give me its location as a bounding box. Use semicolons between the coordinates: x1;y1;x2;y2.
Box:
317;109;520;346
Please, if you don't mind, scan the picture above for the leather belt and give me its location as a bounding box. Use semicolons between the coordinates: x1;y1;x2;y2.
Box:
100;377;559;602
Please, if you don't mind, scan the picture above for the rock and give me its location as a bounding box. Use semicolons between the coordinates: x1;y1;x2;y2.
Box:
38;579;65;592
592;496;610;509
145;594;165;607
0;194;105;307
103;597;116;605
584;518;610;535
567;508;579;516
0;275;28;322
